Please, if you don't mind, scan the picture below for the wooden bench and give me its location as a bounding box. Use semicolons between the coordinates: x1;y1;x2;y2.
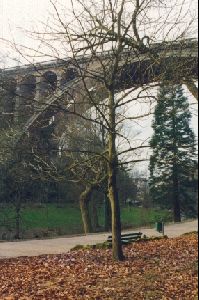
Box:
107;232;142;245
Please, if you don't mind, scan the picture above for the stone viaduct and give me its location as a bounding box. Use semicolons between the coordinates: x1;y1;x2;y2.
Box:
0;39;198;155
0;58;78;127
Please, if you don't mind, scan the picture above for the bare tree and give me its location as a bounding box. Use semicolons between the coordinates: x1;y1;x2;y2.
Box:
41;0;196;260
60;118;108;234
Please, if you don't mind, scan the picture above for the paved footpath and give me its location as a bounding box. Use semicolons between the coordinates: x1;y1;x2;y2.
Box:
0;220;197;259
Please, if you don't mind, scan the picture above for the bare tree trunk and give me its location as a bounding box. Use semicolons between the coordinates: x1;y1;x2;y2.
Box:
80;187;93;234
108;160;124;261
91;198;99;232
184;80;198;102
173;164;181;223
104;192;112;232
108;91;124;261
172;103;181;223
15;208;20;239
15;192;21;239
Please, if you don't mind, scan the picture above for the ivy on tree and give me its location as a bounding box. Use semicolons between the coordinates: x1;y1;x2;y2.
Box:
149;84;197;222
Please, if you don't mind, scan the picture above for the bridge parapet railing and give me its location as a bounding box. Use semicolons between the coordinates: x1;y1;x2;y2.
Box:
1;39;198;75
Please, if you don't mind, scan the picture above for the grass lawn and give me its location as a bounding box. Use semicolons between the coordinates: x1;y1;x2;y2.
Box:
121;206;171;228
0;203;172;238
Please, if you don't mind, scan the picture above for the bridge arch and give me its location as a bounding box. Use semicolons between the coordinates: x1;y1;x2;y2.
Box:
18;74;36;96
39;71;57;97
60;67;78;88
0;77;17;127
14;75;37;123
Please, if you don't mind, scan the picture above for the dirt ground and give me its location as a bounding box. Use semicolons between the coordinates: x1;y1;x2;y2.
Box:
0;219;197;258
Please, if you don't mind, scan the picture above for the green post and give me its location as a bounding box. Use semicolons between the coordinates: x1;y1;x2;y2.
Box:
156;221;164;235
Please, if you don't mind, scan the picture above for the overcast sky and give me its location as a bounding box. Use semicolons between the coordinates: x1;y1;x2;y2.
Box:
0;0;198;66
0;0;53;66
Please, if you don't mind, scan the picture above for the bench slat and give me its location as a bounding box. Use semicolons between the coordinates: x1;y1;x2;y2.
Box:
107;238;141;242
107;232;142;244
121;233;142;238
107;236;141;240
107;232;142;239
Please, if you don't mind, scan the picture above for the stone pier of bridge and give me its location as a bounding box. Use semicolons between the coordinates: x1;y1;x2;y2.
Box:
0;62;78;128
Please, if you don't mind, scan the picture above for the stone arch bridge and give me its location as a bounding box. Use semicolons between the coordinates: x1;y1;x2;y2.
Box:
0;39;198;155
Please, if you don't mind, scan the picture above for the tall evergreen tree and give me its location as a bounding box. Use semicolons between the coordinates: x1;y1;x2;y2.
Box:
149;84;197;222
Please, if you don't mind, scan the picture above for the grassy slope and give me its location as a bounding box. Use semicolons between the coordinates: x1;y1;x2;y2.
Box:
0;203;171;236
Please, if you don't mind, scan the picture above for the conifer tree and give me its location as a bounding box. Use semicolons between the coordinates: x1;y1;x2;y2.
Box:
149;84;197;222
